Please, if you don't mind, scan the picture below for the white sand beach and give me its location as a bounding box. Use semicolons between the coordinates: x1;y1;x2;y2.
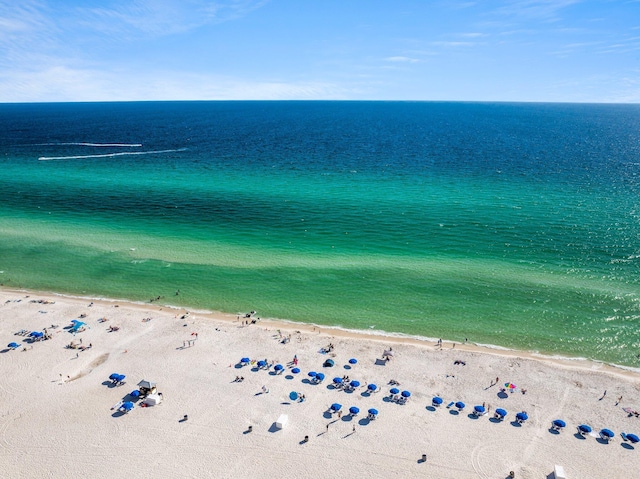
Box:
1;288;639;479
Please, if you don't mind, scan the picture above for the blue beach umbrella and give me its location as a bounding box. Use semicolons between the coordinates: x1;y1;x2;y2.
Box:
109;373;120;381
121;401;134;411
30;331;43;338
7;342;20;349
115;374;126;382
349;406;360;415
368;408;379;415
291;368;300;374
627;433;640;443
316;373;325;381
274;364;284;371
333;377;343;384
350;380;360;388
552;419;566;428
516;412;528;421
600;428;614;438
330;403;342;412
578;424;592;434
455;401;465;410
289;391;299;401
348;358;357;365
130;390;140;398
367;384;377;391
401;390;411;398
474;405;486;414
240;357;250;364
432;396;443;406
495;408;507;418
308;371;317;377
257;360;266;368
390;387;400;395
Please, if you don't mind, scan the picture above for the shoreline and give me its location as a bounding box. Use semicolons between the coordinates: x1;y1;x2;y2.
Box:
4;285;638;378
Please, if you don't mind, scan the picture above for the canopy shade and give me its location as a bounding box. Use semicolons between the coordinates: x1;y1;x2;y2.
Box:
308;371;317;377
626;433;639;443
600;428;614;438
367;384;377;391
137;380;156;389
349;380;360;387
130;390;141;398
289;391;298;401
323;359;335;367
7;342;20;349
348;358;357;364
121;401;134;411
257;360;267;367
333;377;343;384
291;368;300;374
274;364;284;371
474;405;486;413
315;373;325;381
240;357;250;363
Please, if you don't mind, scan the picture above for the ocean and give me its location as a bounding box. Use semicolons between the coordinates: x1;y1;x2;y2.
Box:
1;101;639;367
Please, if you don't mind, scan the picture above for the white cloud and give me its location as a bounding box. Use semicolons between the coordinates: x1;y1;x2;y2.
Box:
384;56;420;63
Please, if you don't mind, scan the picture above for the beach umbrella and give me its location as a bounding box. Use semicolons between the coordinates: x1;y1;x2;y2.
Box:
316;373;325;381
348;358;358;365
504;382;516;390
552;419;566;429
626;433;639;443
257;360;266;368
308;371;317;378
401;390;411;398
274;364;284;372
367;384;377;391
600;428;614;439
109;373;120;381
390;387;400;395
455;401;465;410
121;401;134;411
516;412;528;421
578;424;592;434
474;405;486;414
330;403;342;412
70;319;80;324
350;380;360;388
323;359;335;367
29;331;43;338
291;368;300;374
495;408;507;418
349;406;360;415
7;342;20;349
240;357;250;364
130;390;140;398
432;396;443;406
289;391;299;401
368;408;379;416
333;377;343;384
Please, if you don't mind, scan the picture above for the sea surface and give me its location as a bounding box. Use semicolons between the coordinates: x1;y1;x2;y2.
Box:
1;101;639;367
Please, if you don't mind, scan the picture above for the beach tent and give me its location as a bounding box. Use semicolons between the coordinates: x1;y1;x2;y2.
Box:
349;406;360;415
7;342;20;350
432;396;443;407
495;408;507;420
578;424;592;435
330;403;342;412
323;359;335;367
390;387;400;395
137;380;156;390
291;368;300;374
143;394;162;406
348;358;358;365
626;433;639;444
367;384;377;392
600;429;614;441
473;405;486;416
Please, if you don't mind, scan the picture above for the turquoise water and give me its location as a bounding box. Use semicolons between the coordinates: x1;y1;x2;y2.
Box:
1;101;639;366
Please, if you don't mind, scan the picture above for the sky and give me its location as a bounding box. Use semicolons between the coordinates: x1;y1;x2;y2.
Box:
1;0;639;103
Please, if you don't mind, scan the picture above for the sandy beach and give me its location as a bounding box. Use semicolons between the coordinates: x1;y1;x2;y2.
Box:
1;288;639;479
